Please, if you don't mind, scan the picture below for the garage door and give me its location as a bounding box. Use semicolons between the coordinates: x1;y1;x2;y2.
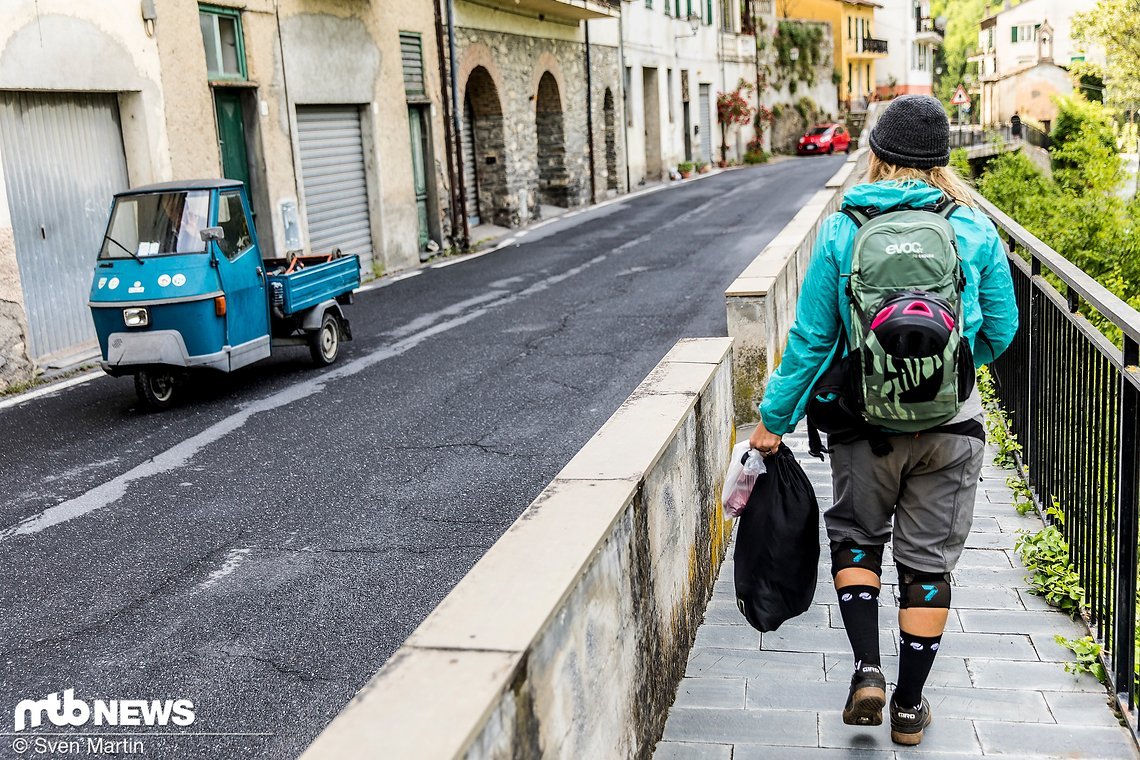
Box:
296;106;375;263
0;91;129;360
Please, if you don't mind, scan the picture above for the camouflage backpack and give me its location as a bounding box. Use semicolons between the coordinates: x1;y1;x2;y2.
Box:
840;198;975;432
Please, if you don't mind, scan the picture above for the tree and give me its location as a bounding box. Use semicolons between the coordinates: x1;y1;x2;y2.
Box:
928;0;991;108
1072;0;1140;110
717;79;756;165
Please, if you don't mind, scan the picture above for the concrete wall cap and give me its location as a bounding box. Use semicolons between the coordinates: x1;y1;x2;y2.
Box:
825;162;855;188
725;276;778;297
299;648;519;760
661;336;733;365
406;478;638;652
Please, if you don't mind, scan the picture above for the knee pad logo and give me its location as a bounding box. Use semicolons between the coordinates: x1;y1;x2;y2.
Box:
851;548;866;563
841;593;853;602
921;584;938;602
858;592;873;600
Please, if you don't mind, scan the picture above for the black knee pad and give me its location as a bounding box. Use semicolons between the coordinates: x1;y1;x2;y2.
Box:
897;563;952;609
830;541;884;578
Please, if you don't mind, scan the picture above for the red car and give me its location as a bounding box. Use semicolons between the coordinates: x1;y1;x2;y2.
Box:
797;123;852;155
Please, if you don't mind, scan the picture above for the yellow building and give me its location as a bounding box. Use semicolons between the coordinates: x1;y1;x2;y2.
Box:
778;0;886;111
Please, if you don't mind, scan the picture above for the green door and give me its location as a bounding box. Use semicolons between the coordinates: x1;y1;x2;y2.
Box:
214;90;250;190
407;105;430;250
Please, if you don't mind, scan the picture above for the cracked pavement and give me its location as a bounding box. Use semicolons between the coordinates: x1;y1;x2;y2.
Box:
0;157;843;758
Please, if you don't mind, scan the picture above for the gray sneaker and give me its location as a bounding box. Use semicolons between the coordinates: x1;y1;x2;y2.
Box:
890;695;933;745
842;664;886;726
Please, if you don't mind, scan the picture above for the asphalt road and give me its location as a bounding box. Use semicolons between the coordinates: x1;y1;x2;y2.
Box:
0;155;843;759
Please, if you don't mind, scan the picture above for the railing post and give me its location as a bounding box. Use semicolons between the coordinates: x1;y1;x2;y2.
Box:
1114;337;1140;712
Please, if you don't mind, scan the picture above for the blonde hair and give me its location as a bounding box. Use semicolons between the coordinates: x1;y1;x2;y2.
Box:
867;151;976;208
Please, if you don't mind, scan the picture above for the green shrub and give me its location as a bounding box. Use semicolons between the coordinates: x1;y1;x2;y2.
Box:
743;150;768;164
1016;526;1085;618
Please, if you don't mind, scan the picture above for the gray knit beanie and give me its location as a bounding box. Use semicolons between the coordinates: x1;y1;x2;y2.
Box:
868;95;951;169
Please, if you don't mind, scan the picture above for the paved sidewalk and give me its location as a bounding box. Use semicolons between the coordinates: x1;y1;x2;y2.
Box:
655;431;1138;759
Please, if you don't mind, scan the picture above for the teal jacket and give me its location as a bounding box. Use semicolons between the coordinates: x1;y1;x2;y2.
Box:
759;180;1019;436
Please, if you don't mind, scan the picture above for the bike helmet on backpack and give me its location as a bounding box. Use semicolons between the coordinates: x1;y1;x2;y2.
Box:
868;291;955;358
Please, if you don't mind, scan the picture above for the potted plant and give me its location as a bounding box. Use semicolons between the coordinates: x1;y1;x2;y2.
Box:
698;162;712;174
678;161;694;178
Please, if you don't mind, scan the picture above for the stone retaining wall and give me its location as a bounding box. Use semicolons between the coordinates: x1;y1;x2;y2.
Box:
301;338;735;759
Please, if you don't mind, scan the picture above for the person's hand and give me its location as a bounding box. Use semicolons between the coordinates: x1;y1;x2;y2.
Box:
749;419;782;457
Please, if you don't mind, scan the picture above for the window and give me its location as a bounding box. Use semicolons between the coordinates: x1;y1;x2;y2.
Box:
707;0;714;24
721;0;733;32
646;0;653;7
399;33;425;99
665;0;671;15
847;62;852;93
100;191;211;259
217;191;253;259
1012;23;1036;43
199;5;246;80
667;68;674;122
848;16;852;39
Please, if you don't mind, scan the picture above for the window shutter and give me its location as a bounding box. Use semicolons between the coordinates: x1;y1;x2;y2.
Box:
1011;26;1017;42
400;33;425;99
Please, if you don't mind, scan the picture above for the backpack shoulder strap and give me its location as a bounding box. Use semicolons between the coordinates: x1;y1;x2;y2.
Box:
935;197;960;220
839;206;873;228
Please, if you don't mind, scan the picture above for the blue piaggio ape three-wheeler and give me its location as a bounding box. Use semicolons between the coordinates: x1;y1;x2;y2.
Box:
88;179;360;409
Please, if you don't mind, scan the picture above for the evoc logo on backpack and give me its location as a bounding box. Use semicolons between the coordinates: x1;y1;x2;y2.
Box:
885;241;924;255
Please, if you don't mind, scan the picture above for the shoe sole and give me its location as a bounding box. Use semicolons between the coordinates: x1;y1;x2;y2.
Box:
891;707;933;745
842;685;886;726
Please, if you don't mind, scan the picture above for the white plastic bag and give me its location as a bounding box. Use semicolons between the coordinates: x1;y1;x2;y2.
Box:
721;440;767;519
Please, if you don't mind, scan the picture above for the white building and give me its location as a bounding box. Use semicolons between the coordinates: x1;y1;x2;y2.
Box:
875;0;942;97
970;0;1102;127
598;0;759;185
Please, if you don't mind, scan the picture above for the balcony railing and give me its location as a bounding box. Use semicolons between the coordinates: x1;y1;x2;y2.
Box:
976;192;1140;736
916;16;940;34
852;36;888;55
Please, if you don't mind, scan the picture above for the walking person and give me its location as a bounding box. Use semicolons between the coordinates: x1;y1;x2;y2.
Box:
749;95;1018;745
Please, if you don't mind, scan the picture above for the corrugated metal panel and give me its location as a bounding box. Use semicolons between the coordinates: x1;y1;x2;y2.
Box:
461;97;480;226
400;33;425;98
296;106;375;262
0;91;129;360
698;84;713;165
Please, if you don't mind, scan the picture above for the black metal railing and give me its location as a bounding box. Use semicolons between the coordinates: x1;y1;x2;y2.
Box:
976;192;1140;734
1020;122;1053;150
916;17;941;34
862;37;888;54
948;124;1013;149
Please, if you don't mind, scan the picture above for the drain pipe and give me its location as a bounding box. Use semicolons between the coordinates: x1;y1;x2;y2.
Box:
433;0;460;250
585;19;597;204
445;0;470;250
617;5;631;192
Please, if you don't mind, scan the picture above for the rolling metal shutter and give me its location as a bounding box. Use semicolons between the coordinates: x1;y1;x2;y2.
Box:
699;84;713;165
296;106;375;262
461;97;480;226
0;91;129;360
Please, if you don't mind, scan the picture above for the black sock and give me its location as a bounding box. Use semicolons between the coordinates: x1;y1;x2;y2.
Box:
895;630;943;707
836;584;881;669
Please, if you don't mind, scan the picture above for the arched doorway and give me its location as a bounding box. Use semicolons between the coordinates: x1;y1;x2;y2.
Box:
463;66;508;227
603;88;618;193
535;72;568;208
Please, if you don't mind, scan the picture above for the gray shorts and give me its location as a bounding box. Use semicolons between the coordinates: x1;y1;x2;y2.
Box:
826;433;986;573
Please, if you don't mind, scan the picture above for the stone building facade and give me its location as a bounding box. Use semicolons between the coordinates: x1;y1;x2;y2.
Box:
0;0;447;390
449;1;625;231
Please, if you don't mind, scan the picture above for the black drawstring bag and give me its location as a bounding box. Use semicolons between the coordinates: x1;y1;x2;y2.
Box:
733;443;820;632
